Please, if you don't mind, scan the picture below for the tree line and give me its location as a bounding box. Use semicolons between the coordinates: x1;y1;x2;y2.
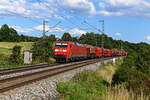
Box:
0;24;39;42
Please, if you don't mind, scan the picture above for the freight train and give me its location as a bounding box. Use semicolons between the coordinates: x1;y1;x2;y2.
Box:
54;41;127;63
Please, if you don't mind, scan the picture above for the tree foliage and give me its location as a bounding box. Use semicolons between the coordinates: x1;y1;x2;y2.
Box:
10;45;22;64
112;42;150;95
32;35;56;62
61;32;72;41
0;24;39;42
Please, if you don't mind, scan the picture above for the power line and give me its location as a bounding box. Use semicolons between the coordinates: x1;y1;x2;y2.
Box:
51;21;61;28
45;21;62;33
83;21;103;33
7;11;42;25
36;0;87;32
54;1;94;32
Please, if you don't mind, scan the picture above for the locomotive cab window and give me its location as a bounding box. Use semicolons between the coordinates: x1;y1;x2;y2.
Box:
56;43;68;47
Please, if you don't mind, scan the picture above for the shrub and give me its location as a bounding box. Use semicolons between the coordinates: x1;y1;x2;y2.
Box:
32;35;56;63
48;57;56;63
112;67;150;95
10;45;23;64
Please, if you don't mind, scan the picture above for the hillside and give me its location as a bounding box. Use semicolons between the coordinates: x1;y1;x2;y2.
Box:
57;60;150;100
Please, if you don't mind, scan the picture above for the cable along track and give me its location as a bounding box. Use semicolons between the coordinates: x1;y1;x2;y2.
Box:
0;57;113;93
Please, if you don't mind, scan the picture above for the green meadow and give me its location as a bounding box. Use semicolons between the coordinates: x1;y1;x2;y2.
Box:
0;42;33;69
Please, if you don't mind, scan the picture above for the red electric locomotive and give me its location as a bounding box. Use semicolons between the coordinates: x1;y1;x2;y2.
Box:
54;41;87;62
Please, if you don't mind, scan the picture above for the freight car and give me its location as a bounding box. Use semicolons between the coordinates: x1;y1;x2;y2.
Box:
104;49;111;57
95;47;102;58
85;45;95;58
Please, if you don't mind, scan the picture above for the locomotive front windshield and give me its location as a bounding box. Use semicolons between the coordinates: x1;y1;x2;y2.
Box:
56;43;68;47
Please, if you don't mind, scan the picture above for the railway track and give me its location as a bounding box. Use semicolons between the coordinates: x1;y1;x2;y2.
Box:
0;57;114;93
0;63;59;75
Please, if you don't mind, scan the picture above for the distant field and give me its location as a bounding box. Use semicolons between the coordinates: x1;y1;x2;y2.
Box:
0;42;33;69
0;42;33;56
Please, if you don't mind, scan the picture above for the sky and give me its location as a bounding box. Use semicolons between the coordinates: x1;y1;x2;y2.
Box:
0;0;150;43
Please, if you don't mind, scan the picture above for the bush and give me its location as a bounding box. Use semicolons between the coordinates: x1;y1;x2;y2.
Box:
32;35;56;63
48;57;56;63
112;66;150;95
10;45;23;64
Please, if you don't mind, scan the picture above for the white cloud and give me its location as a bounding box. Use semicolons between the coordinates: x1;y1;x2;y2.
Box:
145;36;150;41
70;28;86;35
50;0;96;15
106;0;141;6
114;32;121;37
34;25;49;31
11;26;34;33
34;25;65;32
98;0;150;18
1;0;150;19
0;0;56;19
98;10;123;16
0;0;96;19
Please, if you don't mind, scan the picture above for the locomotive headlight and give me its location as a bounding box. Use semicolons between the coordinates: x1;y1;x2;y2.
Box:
63;50;67;52
55;49;59;52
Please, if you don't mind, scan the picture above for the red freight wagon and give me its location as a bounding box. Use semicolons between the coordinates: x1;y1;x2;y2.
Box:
85;45;95;58
122;51;127;56
95;47;102;58
111;50;115;56
120;51;124;56
104;49;111;57
111;50;118;56
54;41;87;62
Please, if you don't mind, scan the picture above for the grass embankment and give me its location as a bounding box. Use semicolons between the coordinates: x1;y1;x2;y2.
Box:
0;42;33;69
57;59;149;100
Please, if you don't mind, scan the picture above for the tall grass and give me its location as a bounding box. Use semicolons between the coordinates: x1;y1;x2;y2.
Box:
96;64;116;84
103;85;150;100
0;54;22;69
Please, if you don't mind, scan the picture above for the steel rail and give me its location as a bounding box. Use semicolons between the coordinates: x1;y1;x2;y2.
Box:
0;63;49;71
0;63;59;75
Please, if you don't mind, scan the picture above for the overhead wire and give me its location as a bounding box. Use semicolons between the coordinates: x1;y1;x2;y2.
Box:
36;0;89;32
7;11;42;25
45;21;62;33
54;0;102;33
83;21;103;33
54;0;92;32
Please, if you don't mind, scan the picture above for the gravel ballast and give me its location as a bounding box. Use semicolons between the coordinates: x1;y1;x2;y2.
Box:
0;58;117;100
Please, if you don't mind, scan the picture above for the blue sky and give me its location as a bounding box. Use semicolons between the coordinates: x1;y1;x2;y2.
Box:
0;0;150;43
